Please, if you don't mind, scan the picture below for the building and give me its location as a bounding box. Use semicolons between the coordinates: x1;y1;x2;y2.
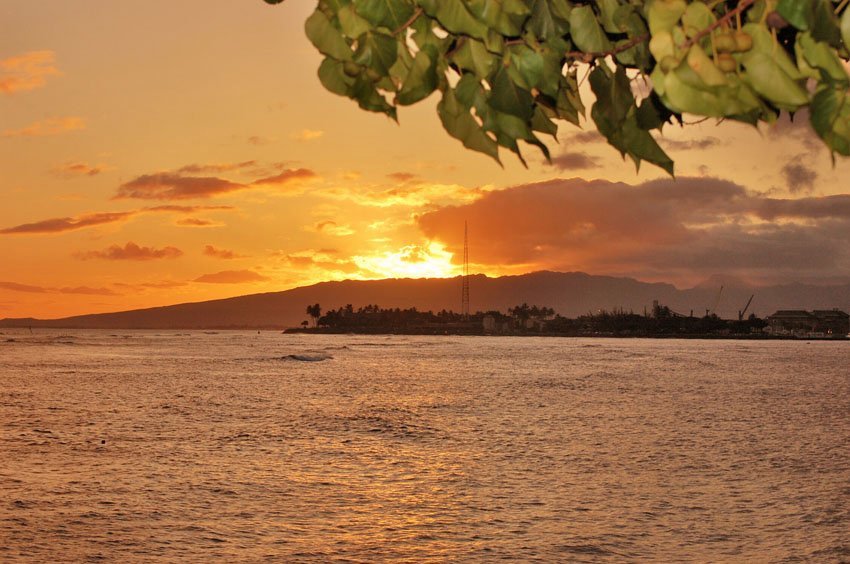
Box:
766;309;849;336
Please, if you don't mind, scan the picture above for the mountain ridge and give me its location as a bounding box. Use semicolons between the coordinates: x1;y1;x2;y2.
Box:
1;271;848;329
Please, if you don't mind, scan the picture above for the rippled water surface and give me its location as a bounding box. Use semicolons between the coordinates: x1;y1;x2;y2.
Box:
1;331;848;561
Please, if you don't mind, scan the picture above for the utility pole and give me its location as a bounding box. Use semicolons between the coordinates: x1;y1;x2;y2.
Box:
462;221;470;319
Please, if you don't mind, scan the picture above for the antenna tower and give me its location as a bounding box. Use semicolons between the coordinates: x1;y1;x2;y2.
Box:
461;221;470;318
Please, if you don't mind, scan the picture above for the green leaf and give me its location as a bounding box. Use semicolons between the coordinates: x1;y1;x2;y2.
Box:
811;0;841;47
797;32;849;83
595;0;624;34
843;6;850;51
396;45;439;105
531;105;558;137
811;85;850;155
681;1;715;38
338;5;373;38
742;51;809;110
466;0;530;37
528;0;557;40
318;57;356;96
508;45;545;90
353;0;415;30
353;31;398;75
776;0;813;31
646;0;686;34
305;10;353;61
437;88;501;162
351;75;397;118
451;38;498;77
488;66;535;120
418;0;490;41
569;5;613;53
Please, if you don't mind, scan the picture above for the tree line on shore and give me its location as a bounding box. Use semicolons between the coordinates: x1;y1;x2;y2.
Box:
300;302;767;336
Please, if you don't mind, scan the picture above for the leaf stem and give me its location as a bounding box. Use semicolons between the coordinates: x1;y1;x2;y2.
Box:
393;7;423;36
564;33;650;63
679;0;756;51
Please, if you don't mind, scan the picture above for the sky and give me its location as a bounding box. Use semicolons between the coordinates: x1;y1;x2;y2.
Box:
2;0;850;319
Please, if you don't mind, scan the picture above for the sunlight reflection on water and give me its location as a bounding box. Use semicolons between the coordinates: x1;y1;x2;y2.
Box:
0;331;848;561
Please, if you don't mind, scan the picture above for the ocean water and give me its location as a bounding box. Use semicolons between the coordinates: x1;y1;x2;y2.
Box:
0;330;848;562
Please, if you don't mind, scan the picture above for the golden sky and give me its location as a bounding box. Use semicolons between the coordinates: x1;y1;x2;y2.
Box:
2;0;850;319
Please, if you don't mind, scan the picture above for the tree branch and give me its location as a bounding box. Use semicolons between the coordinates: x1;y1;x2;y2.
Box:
679;0;757;51
393;7;423;36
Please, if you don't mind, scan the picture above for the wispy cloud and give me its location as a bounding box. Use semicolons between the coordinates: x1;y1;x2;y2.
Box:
175;218;224;227
0;211;135;235
1;205;234;235
548;151;602;170
75;242;183;261
2;116;85;137
0;280;117;295
0;50;60;95
781;157;818;194
291;129;324;142
312;220;355;236
658;136;723;151
176;161;257;175
51;161;110;178
193;270;269;283
203;245;245;259
115;167;315;200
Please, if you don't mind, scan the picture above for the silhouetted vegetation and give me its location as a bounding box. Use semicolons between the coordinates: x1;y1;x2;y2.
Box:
289;301;771;338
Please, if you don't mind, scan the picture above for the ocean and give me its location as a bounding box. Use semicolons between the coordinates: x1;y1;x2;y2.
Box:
1;330;848;561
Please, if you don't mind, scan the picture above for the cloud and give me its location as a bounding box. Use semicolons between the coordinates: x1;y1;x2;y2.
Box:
0;280;116;295
324;182;483;208
0;50;60;95
175;218;224;227
1;211;135;234
176;161;257;175
57;286;119;296
278;249;360;274
291;129;324;141
562;131;605;144
416;177;850;283
115;173;244;200
1;205;233;235
2;116;85;137
781;158;818;194
0;281;48;293
313;220;355;236
251;168;316;186
766;109;823;152
145;204;234;213
548;151;602;170
75;242;183;261
116;167;315;200
52;161;109;178
193;270;269;284
387;172;419;183
658;136;723;151
247;135;273;146
203;245;245;259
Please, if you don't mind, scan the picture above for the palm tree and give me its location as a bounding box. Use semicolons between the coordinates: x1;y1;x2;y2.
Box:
306;303;321;327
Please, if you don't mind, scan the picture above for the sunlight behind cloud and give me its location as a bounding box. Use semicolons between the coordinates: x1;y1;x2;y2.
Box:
353;243;458;279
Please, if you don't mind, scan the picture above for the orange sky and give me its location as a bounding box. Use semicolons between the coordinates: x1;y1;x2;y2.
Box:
2;0;850;319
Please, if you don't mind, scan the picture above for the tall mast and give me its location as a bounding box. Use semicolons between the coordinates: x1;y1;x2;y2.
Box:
462;221;470;319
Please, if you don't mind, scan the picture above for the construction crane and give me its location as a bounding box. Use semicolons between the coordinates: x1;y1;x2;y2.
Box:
706;285;724;317
738;294;755;321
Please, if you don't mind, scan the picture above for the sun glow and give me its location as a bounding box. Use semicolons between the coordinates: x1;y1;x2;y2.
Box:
353;242;458;279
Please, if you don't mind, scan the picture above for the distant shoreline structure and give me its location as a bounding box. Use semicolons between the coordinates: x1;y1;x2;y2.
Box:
284;303;849;341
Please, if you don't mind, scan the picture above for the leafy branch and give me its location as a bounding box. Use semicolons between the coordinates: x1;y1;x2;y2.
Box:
269;0;850;175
